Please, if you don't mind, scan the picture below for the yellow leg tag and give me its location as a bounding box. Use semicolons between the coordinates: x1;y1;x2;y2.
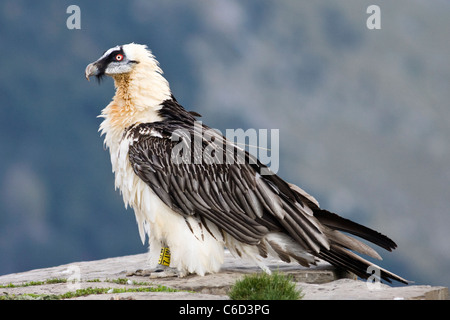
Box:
158;247;171;266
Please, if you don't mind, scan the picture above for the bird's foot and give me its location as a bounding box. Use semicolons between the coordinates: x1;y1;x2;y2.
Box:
148;265;180;278
126;265;180;278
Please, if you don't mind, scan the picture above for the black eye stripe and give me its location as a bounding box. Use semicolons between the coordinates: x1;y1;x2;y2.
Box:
106;49;125;62
93;46;131;81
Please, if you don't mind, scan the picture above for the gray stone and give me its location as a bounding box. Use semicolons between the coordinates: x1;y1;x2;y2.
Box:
298;278;449;300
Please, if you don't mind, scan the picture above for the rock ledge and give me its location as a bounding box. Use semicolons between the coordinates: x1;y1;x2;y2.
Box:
0;252;447;300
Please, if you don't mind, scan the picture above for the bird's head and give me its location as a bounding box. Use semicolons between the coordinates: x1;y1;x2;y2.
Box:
85;43;158;82
86;43;172;126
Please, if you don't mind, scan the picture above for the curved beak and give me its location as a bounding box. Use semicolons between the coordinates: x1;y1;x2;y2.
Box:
85;62;99;81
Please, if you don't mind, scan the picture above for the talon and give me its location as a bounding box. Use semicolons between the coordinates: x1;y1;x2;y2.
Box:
149;267;179;279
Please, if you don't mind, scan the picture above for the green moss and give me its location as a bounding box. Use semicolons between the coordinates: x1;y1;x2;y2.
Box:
108;278;130;285
45;278;68;284
1;293;56;300
228;272;303;300
0;277;188;300
0;278;67;288
57;284;183;299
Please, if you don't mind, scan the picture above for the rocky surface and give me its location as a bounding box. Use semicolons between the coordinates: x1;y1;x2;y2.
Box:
0;251;447;300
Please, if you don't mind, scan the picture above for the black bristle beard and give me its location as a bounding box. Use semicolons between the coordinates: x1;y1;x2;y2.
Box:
95;73;106;83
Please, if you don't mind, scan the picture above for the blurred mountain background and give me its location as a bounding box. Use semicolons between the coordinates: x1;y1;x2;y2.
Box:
1;0;449;288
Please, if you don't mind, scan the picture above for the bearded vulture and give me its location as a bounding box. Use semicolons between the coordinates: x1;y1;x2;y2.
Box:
85;43;407;284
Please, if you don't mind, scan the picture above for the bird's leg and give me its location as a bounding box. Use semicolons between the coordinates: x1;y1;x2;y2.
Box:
148;246;179;278
126;244;180;278
155;246;171;271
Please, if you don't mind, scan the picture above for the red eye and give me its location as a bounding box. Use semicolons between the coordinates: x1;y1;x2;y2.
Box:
115;54;124;61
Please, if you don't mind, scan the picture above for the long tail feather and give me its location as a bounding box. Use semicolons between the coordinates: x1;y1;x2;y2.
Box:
315;209;397;251
318;244;409;284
